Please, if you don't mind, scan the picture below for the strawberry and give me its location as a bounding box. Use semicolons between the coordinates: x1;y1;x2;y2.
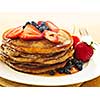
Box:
23;24;40;33
19;24;44;40
74;42;94;62
44;30;59;43
4;26;23;39
45;21;59;32
72;36;80;48
19;31;44;40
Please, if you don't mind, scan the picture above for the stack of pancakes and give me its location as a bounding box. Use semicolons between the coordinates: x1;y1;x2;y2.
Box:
0;29;74;74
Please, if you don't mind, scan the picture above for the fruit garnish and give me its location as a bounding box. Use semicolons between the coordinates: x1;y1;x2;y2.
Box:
23;22;31;29
31;21;39;29
44;30;59;43
23;24;40;33
45;21;59;32
19;24;44;40
74;42;94;62
4;26;23;39
56;58;83;75
49;70;55;75
38;21;49;32
38;21;44;25
19;31;44;40
72;36;80;48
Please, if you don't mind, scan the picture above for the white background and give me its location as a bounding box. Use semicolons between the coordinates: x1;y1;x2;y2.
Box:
0;0;100;100
0;0;100;12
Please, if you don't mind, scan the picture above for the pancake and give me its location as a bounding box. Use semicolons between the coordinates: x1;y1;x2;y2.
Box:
1;44;74;63
0;54;67;74
0;48;74;64
1;43;73;58
0;24;74;74
2;29;73;54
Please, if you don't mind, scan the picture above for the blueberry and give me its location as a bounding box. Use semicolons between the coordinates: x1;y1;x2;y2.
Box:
36;25;40;29
67;60;73;66
75;63;83;71
71;58;77;64
43;25;49;30
64;68;71;74
31;21;39;29
49;70;55;75
22;25;25;29
57;68;64;74
75;60;83;66
75;60;83;71
25;21;31;25
38;27;44;32
40;21;45;26
64;65;72;70
31;21;37;26
38;21;49;32
39;25;49;32
23;21;31;29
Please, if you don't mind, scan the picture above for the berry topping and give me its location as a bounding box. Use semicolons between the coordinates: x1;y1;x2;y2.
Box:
38;21;45;26
46;21;59;32
49;70;55;75
74;60;83;71
39;24;49;32
23;21;31;29
64;65;72;70
74;42;94;62
38;21;43;25
44;30;59;43
56;68;64;74
56;57;83;75
38;21;49;32
64;68;71;74
72;36;80;48
4;26;23;39
19;24;43;40
31;21;39;29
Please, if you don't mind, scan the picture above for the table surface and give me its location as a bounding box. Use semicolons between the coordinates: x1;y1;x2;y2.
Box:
0;76;100;87
0;12;100;87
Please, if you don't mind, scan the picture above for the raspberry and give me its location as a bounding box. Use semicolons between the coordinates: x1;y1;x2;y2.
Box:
74;42;94;62
72;36;80;48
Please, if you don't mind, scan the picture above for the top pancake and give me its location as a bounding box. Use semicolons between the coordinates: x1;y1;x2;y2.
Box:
3;29;73;54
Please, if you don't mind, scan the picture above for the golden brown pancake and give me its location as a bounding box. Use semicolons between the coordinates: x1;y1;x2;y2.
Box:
0;28;74;74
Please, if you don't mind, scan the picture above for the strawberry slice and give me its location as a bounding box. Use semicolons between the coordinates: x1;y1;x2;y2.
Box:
45;21;59;32
24;24;40;33
19;24;43;40
72;36;80;48
19;31;44;40
74;42;94;62
44;30;59;43
4;26;23;39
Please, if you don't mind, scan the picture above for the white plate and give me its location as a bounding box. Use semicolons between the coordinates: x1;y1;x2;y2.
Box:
0;43;100;86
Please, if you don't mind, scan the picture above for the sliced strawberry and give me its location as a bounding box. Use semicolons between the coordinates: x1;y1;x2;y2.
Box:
44;30;59;43
72;36;80;48
24;24;40;33
19;31;44;40
19;24;43;40
74;42;94;62
45;21;59;32
4;26;23;39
